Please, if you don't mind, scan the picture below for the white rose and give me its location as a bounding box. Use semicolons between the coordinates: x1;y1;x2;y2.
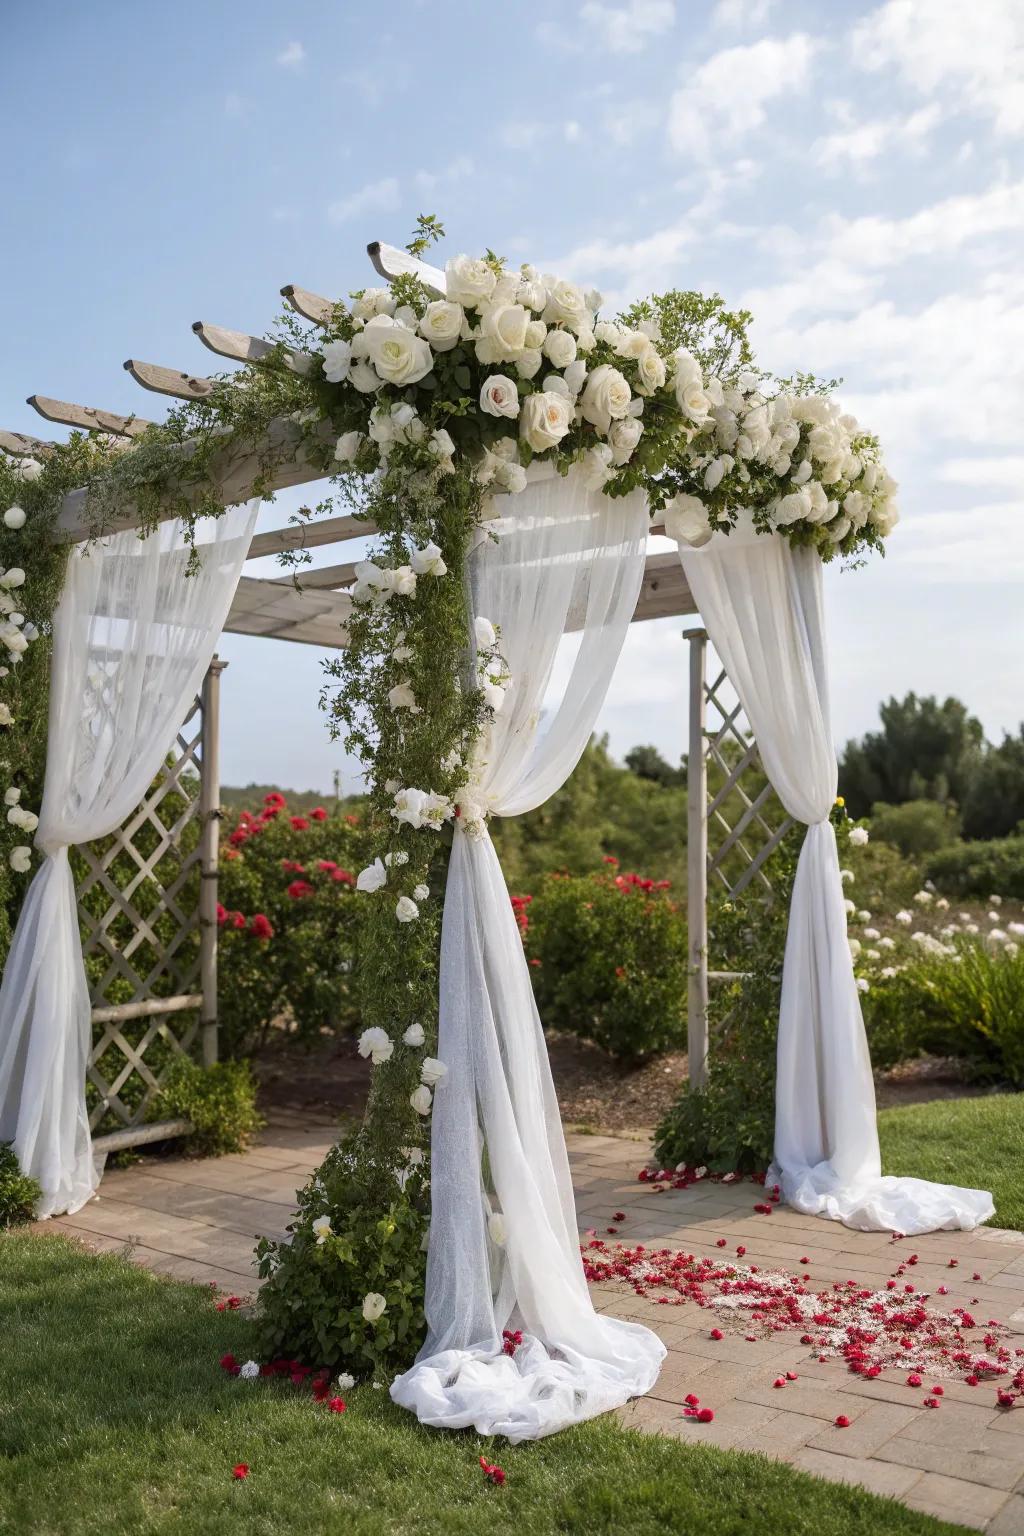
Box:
541;374;570;399
543;279;587;332
576;327;596;354
9;846;31;873
413;883;429;902
482;303;529;359
239;1359;261;1380
336;1372;355;1392
391;788;428;828
334;431;364;463
411;541;447;577
321;339;352;383
362;1292;387;1322
664;493;712;549
349;359;381;393
403;1023;425;1047
4;788;20;806
3;506;26;530
704;457;729;492
524;319;547;349
353;288;396;320
356;858;388;893
0;703;12;727
849;826;869;846
580;365;631;434
480;375;520;419
519;391;572;453
358;316;433;386
410;1084;433;1115
418;299;463;352
379;565;416;599
487;1212;506;1246
581;442;614;490
515;349;543;380
15;459;42;482
388;682;419;713
446;255;497;308
0;569;25;590
420;1057;447;1087
676;377;710;424
357;1027;394;1065
607;416;643;466
563;360;587;397
636;346;667;396
497;461;527;493
312;1215;332;1244
396;895;420;923
543;329;577;369
429;428;455;463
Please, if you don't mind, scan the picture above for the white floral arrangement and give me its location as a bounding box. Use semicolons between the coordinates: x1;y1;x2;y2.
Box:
319;249;898;556
0;472;43;876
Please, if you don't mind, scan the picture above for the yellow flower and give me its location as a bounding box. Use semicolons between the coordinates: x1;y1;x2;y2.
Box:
835;796;845;808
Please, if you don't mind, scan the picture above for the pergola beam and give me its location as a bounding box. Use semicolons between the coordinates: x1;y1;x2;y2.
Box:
367;241;445;296
192;321;315;377
281;284;337;326
1;427;56;457
124;359;218;401
247;511;372;560
28;394;155;438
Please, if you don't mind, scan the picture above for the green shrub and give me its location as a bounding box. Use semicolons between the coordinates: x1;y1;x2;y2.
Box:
217;796;371;1056
869;798;960;857
255;1136;427;1374
524;865;687;1060
158;1058;263;1156
924;835;1024;901
0;1141;41;1227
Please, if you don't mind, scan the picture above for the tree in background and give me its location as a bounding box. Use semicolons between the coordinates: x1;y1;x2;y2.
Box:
961;728;1024;840
839;693;985;815
624;744;685;788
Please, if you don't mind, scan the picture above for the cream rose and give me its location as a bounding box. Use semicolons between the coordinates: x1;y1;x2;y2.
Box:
482;302;529;359
418;299;464;352
356;316;432;386
446;254;497;308
664;493;713;548
608;416;643;465
543;329;577;369
580;365;632;434
543;279;588;332
635;345;667;396
519;391;572;453
480;375;520;419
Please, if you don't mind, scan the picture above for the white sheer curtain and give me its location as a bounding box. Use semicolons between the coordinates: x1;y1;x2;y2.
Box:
0;503;258;1219
675;512;993;1235
392;469;665;1441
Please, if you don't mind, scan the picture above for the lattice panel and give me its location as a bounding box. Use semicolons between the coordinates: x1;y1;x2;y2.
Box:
703;665;793;898
76;696;205;1132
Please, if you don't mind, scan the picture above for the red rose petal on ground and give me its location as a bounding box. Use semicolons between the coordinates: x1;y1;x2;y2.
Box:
773;1377;786;1388
907;1373;922;1387
786;1371;798;1381
696;1408;714;1423
684;1393;701;1406
736;1246;746;1257
716;1239;727;1248
710;1329;723;1340
923;1397;939;1408
232;1464;249;1480
327;1396;346;1414
613;1212;625;1222
835;1416;850;1428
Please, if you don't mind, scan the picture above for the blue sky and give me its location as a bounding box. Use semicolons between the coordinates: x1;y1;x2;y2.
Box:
4;0;1022;792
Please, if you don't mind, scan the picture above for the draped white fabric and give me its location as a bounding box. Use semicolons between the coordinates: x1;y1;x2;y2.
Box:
676;514;993;1235
391;469;665;1440
0;503;258;1218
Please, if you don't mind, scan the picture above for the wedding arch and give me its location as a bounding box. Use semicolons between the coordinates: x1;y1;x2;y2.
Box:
0;228;993;1442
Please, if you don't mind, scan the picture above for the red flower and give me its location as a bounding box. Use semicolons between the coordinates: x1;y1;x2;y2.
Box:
310;807;328;821
345;814;359;825
232;1463;249;1480
997;1390;1016;1409
216;903;228;924
249;913;274;941
736;1246;746;1257
696;1408;714;1423
264;792;286;808
773;1377;786;1389
923;1397;939;1409
317;860;337;872
716;1239;726;1248
327;1396;346;1414
286;880;314;899
480;1456;506;1487
835;1415;850;1428
684;1393;700;1406
710;1329;723;1340
602;855;620;866
290;816;309;831
220;1353;238;1372
613;1212;625;1222
906;1373;922;1387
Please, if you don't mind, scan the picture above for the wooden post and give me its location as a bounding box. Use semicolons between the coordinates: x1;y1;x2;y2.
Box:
199;657;226;1068
685;628;709;1091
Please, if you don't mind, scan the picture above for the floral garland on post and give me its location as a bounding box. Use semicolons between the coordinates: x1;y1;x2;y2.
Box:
1;217;898;1374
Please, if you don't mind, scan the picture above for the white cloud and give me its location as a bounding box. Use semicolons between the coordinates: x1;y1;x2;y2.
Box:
327;177;400;225
812;104;940;171
579;0;675;53
667;34;818;159
557;219;696;301
891;503;1024;582
939;456;1024;489
276;40;306;69
564;120;582;143
818;177;1024;268
414;156;474;193
712;0;774;27
852;0;1024;136
501;121;543;151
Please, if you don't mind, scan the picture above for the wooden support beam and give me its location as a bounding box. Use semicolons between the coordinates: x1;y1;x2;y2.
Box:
0;427;56;457
192;321;315;377
247;511;374;560
226;574;351;648
57;416;338;540
28;394;155;438
124;359;218;401
367;241;445;296
281;284;337;326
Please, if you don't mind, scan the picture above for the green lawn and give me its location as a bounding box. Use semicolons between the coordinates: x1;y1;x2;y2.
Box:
0;1235;959;1536
879;1090;1024;1231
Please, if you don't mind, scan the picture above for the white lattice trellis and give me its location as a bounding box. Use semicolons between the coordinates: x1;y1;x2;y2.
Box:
685;628;792;1087
76;661;224;1155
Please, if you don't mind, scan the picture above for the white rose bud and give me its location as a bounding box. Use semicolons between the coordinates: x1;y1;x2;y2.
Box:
420;1057;447;1087
3;506;26;530
362;1291;387;1322
664;493;713;549
445;255;497;308
403;1023;425;1047
395;895;420;923
480;375;520;419
410;1084;433;1116
321;339;352;383
543;329;577;368
608;416;643;466
418;299;464;351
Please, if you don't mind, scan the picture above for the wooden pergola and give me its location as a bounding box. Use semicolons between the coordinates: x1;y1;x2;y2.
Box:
2;239;788;1153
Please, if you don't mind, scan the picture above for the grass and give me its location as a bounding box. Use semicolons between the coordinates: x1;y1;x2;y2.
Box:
0;1235;961;1536
879;1089;1024;1231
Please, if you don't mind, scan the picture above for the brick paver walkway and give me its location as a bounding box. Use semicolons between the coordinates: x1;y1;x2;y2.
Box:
42;1113;1024;1532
